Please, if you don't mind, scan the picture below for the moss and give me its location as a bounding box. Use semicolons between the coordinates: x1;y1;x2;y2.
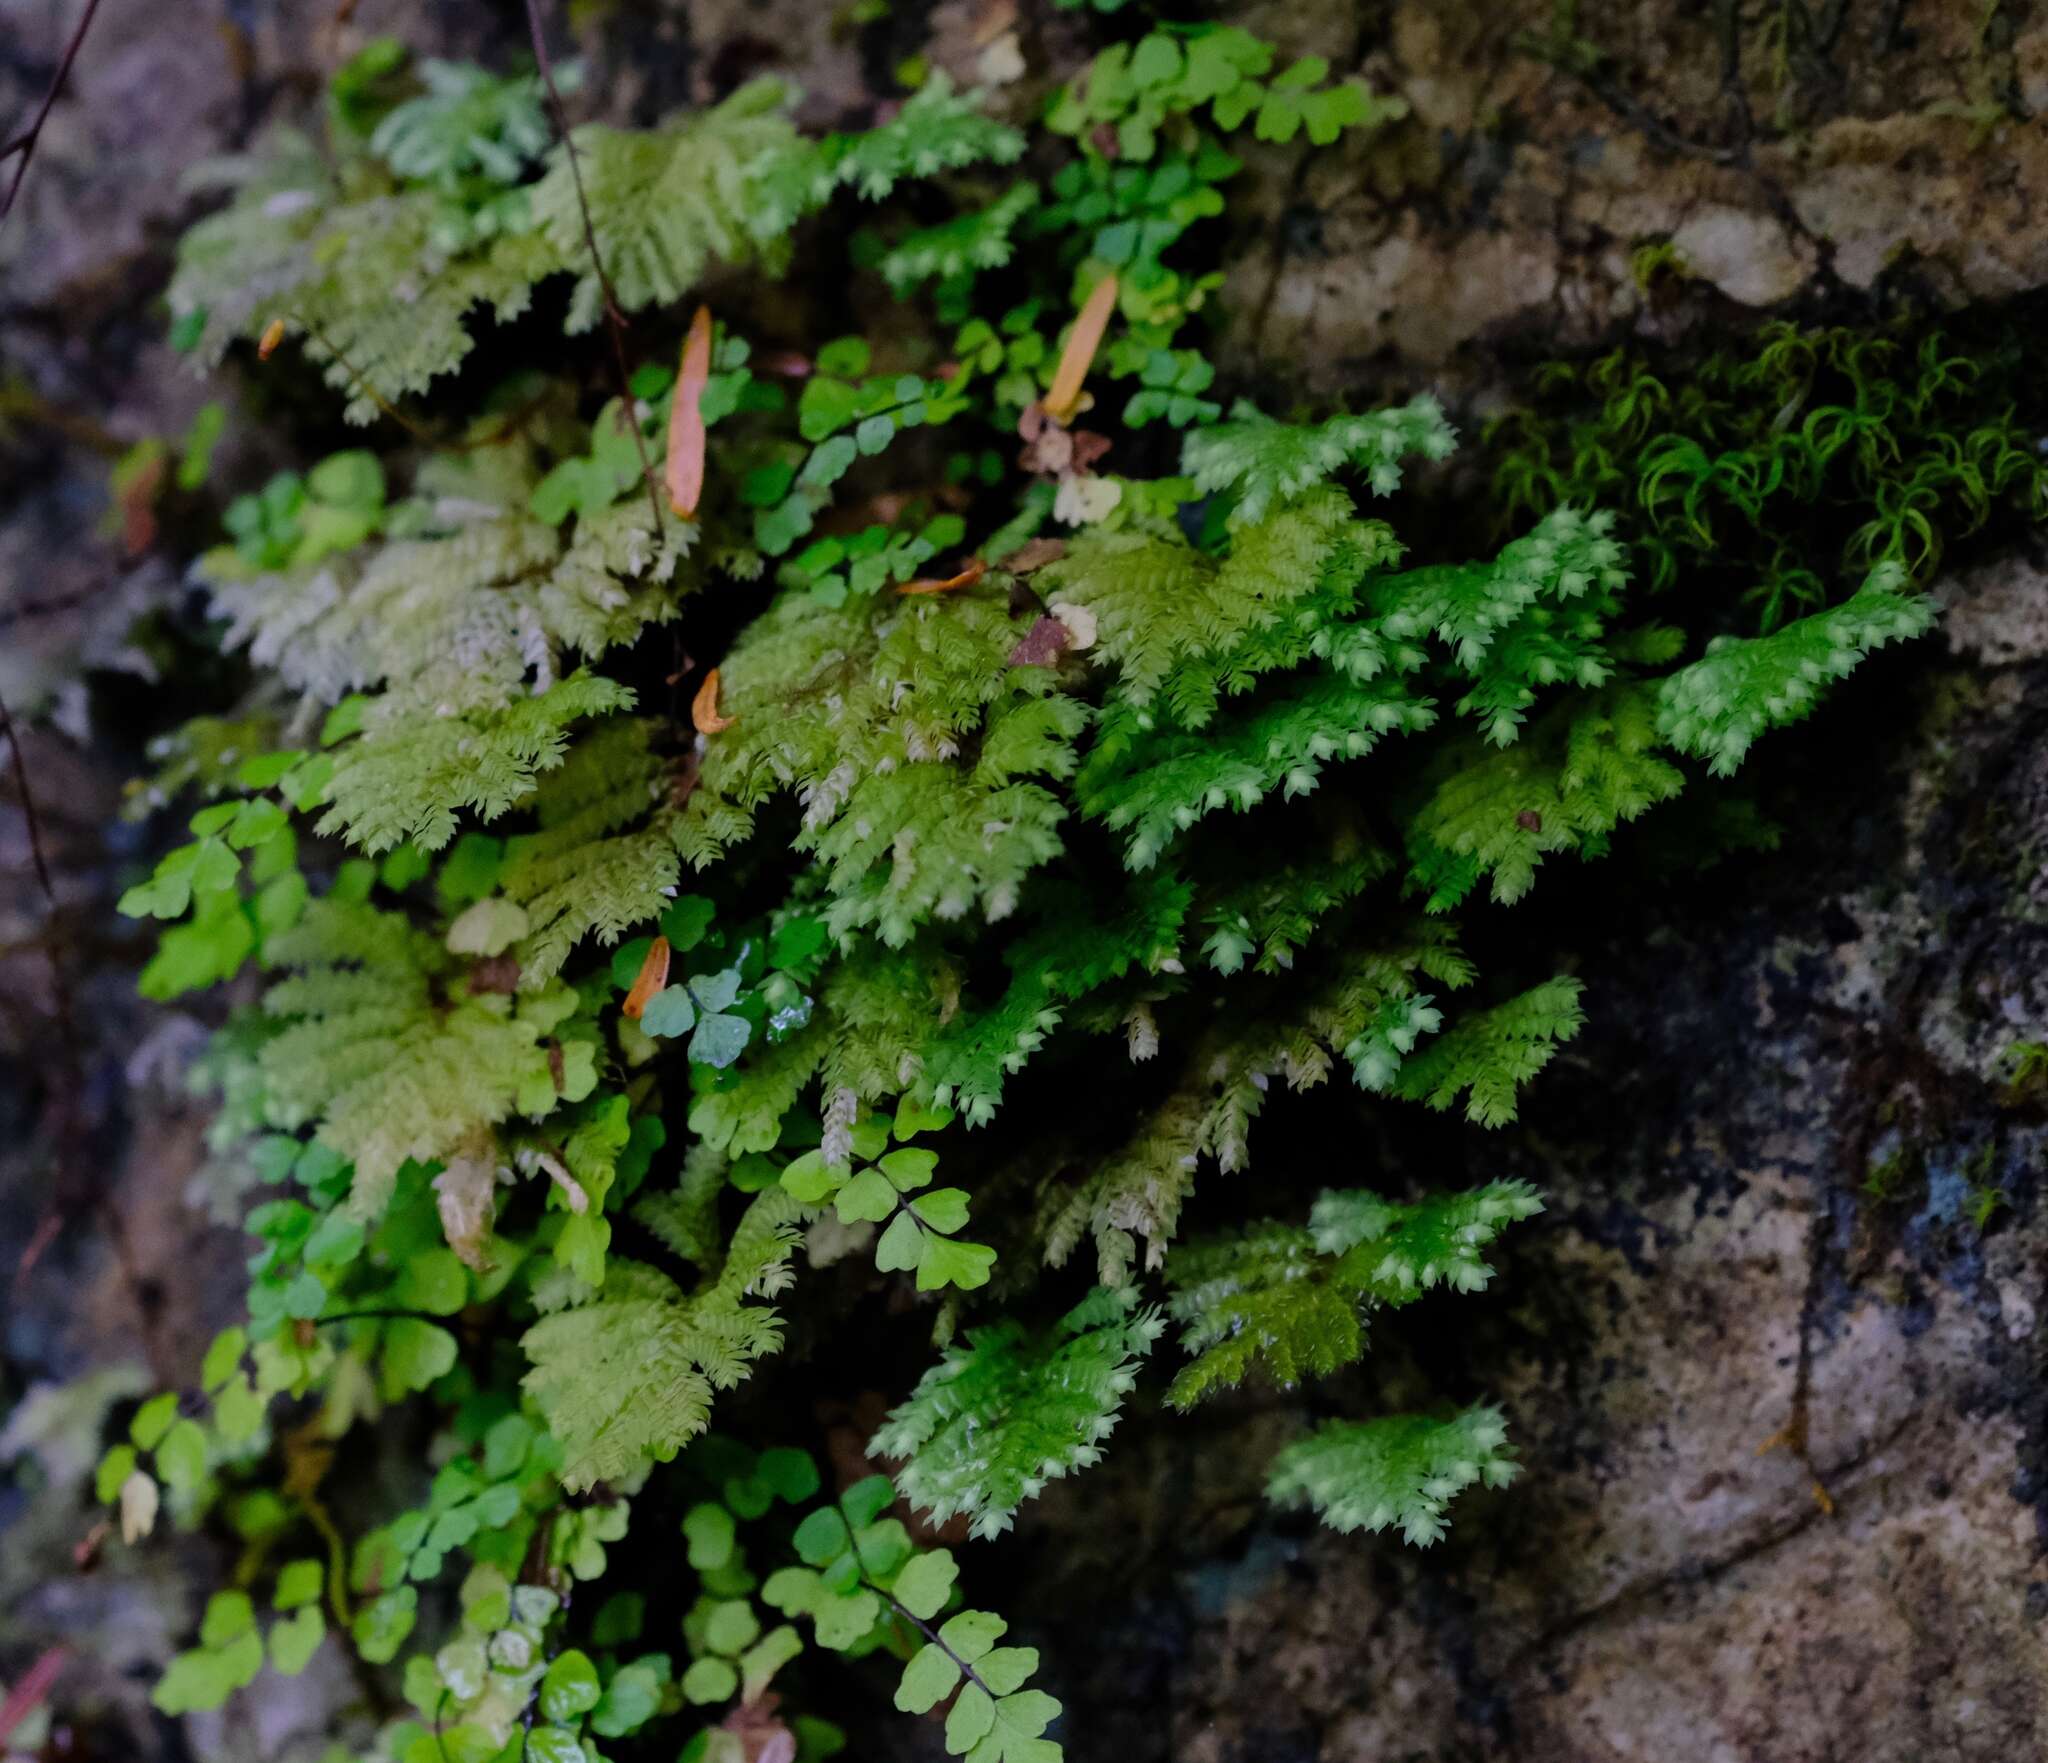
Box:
2000;1041;2048;1108
1860;1142;1923;1205
1627;238;1690;295
1485;313;2048;632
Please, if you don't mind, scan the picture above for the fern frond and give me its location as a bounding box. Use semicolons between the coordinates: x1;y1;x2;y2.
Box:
205;483;690;717
1166;1180;1541;1404
1308;1179;1543;1293
1266;1405;1518;1544
318;672;634;854
1390;979;1585;1127
1655;565;1935;774
1181;396;1456;524
522;1190;797;1489
1404;688;1684;909
805;74;1024;204
519;1260;716;1488
281;199;553;424
1165;1221;1361;1406
870;1287;1163;1539
531;79;810;330
881;183;1039;294
369;59;556;190
500;720;677;985
253;899;581;1218
1078;672;1435;869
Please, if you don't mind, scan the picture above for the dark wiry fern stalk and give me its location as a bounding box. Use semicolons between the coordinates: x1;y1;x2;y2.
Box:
522;0;666;539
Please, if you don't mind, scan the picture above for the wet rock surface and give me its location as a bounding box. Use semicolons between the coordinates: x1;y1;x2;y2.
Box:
992;566;2048;1761
2;3;2045;1760
1223;0;2048;389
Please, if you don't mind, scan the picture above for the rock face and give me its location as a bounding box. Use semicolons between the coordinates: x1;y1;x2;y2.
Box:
996;560;2048;1760
1;2;2045;1760
1222;0;2048;387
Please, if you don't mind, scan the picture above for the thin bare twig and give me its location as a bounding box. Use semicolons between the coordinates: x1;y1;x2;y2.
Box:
521;0;666;538
0;582;109;633
0;0;107;230
3;692;174;1384
0;684;56;903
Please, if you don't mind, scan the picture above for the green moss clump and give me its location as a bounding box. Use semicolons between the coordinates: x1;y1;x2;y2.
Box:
1489;317;2048;630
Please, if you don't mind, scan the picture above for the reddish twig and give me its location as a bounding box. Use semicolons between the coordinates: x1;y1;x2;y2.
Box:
521;0;666;539
0;0;107;230
0;1646;68;1741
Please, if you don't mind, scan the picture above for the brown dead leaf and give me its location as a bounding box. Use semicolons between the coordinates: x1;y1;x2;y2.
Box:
898;558;987;597
1000;537;1067;574
721;1695;798;1763
1017;404;1111;479
118;450;167;557
1007;615;1072;668
666;304;713;518
692;667;735;734
468;953;521;995
257;317;286;360
622;935;671;1020
1042;273;1118;424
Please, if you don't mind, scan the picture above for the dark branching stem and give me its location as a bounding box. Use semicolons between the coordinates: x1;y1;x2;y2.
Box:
0;686;56;903
838;1496;999;1702
1;684;169;1382
295;314;446;445
521;0;667;539
284;317;555;453
0;583;107;633
868;1579;998;1703
0;0;105;230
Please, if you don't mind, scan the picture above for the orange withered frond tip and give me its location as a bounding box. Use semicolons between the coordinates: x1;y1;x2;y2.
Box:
897;559;987;597
621;936;670;1021
257;318;287;360
666;305;714;519
1040;274;1118;426
692;667;735;734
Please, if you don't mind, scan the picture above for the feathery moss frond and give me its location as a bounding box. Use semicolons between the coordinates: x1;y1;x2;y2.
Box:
1267;1406;1519;1544
870;1288;1164;1539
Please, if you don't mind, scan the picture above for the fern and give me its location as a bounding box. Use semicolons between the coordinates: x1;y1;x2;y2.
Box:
802;74;1025;204
1391;980;1586;1127
870;1288;1164;1538
369;58;559;192
498;720;678;984
679;592;1086;944
882;183;1040;295
1655;565;1936;774
1183;397;1457;525
264;196;552;424
1043;929;1490;1282
522;1190;798;1490
318;672;636;854
206;497;689;718
109;18;1963;1757
1266;1406;1519;1544
1404;689;1687;909
532;80;810;330
1166;1180;1542;1404
1308;1179;1544;1287
1166;1221;1364;1405
252;897;595;1217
